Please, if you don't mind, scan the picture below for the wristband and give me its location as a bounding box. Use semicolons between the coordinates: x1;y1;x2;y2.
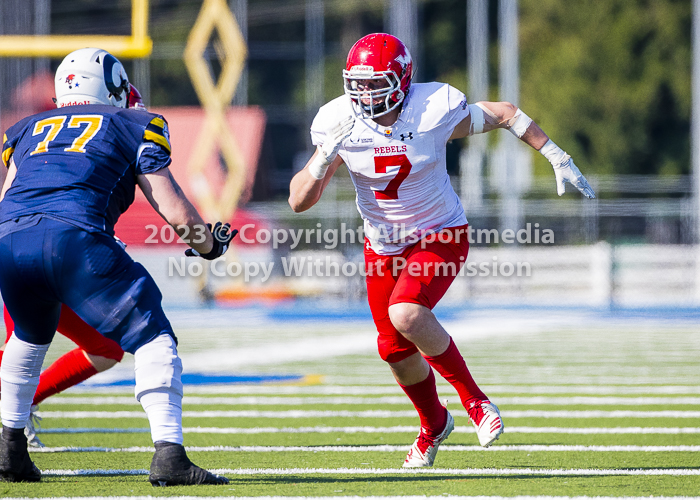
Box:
508;108;533;138
540;139;568;166
307;153;330;180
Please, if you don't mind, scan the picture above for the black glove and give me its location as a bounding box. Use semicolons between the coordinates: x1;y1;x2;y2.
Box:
185;222;238;260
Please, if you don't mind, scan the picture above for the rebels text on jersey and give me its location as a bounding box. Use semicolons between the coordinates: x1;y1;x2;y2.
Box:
1;104;171;236
311;83;470;255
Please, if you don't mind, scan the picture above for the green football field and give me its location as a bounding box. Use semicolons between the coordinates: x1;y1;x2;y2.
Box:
1;308;699;498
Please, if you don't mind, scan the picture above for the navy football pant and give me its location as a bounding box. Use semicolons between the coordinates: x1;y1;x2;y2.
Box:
0;217;174;353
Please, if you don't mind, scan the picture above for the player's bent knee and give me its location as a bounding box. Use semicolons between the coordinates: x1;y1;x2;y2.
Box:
388;303;422;336
133;333;183;402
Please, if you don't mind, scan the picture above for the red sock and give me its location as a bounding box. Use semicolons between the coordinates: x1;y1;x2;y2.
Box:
32;349;98;405
398;369;447;436
424;338;487;408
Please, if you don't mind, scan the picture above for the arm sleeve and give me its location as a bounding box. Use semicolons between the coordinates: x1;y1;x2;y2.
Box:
136;115;172;174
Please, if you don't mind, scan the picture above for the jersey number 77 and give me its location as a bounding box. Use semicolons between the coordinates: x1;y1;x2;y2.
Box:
30;115;104;156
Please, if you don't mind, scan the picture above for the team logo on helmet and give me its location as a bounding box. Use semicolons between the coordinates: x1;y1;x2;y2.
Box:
395;54;410;68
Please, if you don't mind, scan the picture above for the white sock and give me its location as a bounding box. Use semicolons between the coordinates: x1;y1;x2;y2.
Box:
134;334;184;444
1;335;49;429
139;390;183;444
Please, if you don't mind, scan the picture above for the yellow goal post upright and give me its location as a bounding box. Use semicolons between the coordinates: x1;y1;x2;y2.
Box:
0;0;152;58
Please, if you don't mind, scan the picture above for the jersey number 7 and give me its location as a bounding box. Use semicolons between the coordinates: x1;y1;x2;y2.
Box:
373;154;413;200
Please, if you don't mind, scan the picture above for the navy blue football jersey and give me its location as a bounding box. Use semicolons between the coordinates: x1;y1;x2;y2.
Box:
1;104;172;235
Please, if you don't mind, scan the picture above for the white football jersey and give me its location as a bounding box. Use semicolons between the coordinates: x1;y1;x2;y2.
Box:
311;82;470;255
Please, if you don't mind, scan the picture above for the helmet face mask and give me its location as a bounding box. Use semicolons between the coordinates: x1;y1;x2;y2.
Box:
54;48;130;109
343;71;402;118
343;33;413;119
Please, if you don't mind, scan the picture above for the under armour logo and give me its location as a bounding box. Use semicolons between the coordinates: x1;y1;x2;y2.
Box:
400;132;413;141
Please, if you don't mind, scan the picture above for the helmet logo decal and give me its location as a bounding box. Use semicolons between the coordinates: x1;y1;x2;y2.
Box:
395;53;410;70
65;74;76;89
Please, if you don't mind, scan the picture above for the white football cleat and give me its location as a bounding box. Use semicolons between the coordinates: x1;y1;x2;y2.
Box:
468;400;504;447
24;405;44;448
402;409;454;468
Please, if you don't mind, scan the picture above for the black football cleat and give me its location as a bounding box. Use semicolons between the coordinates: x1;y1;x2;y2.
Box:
0;426;41;482
148;441;228;486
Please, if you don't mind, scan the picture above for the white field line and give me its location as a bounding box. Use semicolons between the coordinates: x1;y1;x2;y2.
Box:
31;444;700;453
5;497;700;500
39;467;700;477
39;425;700;435
73;385;700;396
34;410;700;419
44;396;700;406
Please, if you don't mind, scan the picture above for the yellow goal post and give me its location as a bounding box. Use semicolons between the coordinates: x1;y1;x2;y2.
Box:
0;0;151;58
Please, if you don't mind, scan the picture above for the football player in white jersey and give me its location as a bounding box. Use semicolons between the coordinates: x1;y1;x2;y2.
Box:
289;33;595;468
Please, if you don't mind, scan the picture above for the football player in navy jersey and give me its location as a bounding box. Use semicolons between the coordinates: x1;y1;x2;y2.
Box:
0;85;147;450
0;48;234;485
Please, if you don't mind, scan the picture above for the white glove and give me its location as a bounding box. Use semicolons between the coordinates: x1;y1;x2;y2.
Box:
540;139;596;199
308;115;355;179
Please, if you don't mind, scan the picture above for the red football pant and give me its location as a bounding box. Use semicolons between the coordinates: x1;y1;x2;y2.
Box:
364;225;470;364
3;305;124;404
364;224;487;428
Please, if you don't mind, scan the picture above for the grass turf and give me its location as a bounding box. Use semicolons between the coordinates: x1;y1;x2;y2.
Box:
1;319;699;497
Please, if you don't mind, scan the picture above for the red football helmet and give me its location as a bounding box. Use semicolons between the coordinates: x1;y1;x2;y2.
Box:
343;33;413;119
127;84;147;110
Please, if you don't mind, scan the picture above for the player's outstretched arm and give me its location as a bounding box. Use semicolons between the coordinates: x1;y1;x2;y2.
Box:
451;101;595;199
289;115;354;213
137;169;216;256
